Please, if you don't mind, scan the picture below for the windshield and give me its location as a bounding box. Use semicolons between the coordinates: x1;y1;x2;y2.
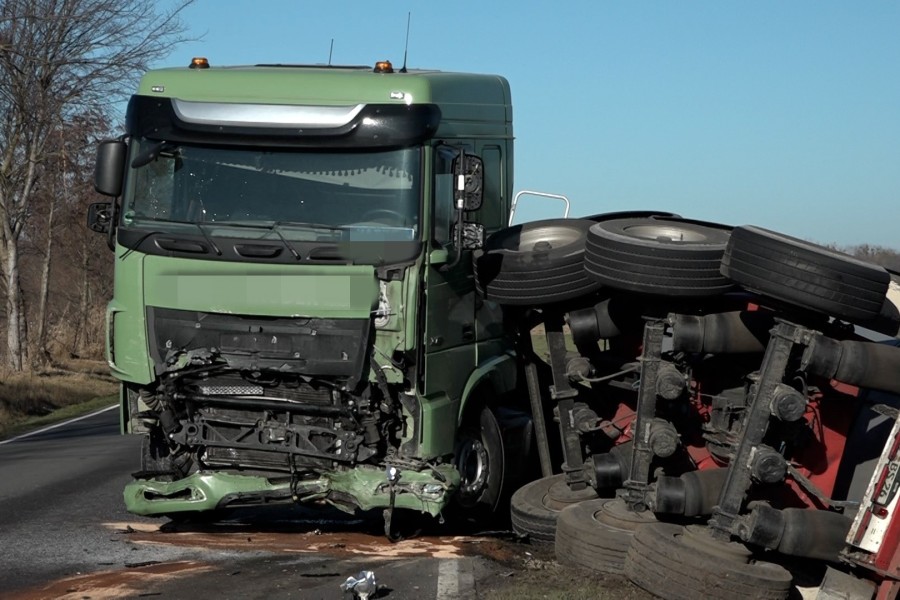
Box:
124;140;421;242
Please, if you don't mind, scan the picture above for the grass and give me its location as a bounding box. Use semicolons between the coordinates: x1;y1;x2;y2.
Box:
0;368;118;439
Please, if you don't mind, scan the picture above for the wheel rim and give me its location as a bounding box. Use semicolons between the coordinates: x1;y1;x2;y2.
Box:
595;498;657;531
546;478;597;509
496;225;585;252
621;223;712;243
457;437;489;503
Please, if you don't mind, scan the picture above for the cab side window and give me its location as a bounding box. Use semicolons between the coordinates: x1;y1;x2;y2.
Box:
433;145;458;247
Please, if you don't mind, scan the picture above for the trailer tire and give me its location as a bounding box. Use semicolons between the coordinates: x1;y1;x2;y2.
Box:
721;225;890;323
475;219;602;305
510;474;597;543
584;218;734;297
554;498;655;574
582;210;681;222
625;523;791;600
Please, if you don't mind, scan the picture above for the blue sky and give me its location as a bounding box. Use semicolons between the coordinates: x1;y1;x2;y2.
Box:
152;1;900;248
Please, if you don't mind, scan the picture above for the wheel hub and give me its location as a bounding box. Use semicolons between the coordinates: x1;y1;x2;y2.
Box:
458;437;489;498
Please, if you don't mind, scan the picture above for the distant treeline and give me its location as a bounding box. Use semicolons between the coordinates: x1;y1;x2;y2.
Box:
834;244;900;275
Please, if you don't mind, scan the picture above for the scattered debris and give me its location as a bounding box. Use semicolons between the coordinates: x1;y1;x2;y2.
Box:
340;570;378;599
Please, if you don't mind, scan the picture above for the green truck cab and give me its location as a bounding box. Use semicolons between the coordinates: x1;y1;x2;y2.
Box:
88;59;528;527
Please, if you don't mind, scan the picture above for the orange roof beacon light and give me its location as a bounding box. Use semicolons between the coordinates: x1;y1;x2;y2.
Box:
189;57;210;69
373;60;394;73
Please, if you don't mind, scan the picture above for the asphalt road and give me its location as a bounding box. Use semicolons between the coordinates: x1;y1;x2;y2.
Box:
0;408;647;600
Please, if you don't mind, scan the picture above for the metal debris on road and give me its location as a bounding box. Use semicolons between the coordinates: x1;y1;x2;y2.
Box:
340;570;378;599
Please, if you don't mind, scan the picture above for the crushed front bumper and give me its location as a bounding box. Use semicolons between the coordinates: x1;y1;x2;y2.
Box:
124;465;460;518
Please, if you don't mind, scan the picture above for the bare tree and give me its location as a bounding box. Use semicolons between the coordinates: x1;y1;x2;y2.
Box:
0;0;195;370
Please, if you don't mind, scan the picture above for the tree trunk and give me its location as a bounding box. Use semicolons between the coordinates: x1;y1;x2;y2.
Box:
35;196;55;365
18;280;28;367
4;239;23;371
73;232;90;357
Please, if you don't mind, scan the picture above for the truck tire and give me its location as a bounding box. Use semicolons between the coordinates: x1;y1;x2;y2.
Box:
720;225;890;323
625;523;792;600
510;474;597;543
584;218;734;297
455;405;505;512
554;498;656;574
475;219;602;305
582;210;681;222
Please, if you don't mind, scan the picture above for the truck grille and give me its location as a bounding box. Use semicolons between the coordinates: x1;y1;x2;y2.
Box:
198;384;264;396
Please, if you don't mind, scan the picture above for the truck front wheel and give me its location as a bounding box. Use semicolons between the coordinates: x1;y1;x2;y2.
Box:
454;405;505;512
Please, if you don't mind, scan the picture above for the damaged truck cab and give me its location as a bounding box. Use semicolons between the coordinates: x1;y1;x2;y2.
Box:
88;59;524;525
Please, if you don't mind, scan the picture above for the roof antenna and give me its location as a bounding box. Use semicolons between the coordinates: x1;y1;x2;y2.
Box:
328;38;334;66
399;12;411;73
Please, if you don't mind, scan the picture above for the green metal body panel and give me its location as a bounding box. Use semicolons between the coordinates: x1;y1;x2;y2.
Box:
458;349;519;425
107;246;152;383
109;248;380;385
142;255;379;317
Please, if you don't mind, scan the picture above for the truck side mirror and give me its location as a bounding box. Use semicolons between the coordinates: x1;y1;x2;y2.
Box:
453;154;483;212
95;140;127;197
87;202;113;234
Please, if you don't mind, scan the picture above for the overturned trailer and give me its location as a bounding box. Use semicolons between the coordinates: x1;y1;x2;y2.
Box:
477;215;900;599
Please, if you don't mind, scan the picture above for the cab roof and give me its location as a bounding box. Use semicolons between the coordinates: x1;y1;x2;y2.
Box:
137;62;512;115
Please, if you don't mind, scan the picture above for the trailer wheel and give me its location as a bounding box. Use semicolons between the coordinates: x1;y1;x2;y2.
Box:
554;498;656;574
475;219;602;305
510;474;598;543
582;210;681;222
721;225;890;323
584;218;734;297
625;523;792;600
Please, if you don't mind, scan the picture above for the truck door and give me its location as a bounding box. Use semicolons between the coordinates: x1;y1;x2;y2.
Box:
422;145;477;403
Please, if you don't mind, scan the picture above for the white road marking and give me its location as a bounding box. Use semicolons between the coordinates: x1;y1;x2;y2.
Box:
458;557;475;596
436;559;459;600
0;404;117;446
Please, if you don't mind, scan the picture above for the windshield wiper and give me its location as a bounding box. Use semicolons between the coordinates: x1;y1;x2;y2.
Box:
270;222;301;260
220;220;353;260
209;221;311;260
122;218;346;262
120;218;222;258
191;222;222;256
